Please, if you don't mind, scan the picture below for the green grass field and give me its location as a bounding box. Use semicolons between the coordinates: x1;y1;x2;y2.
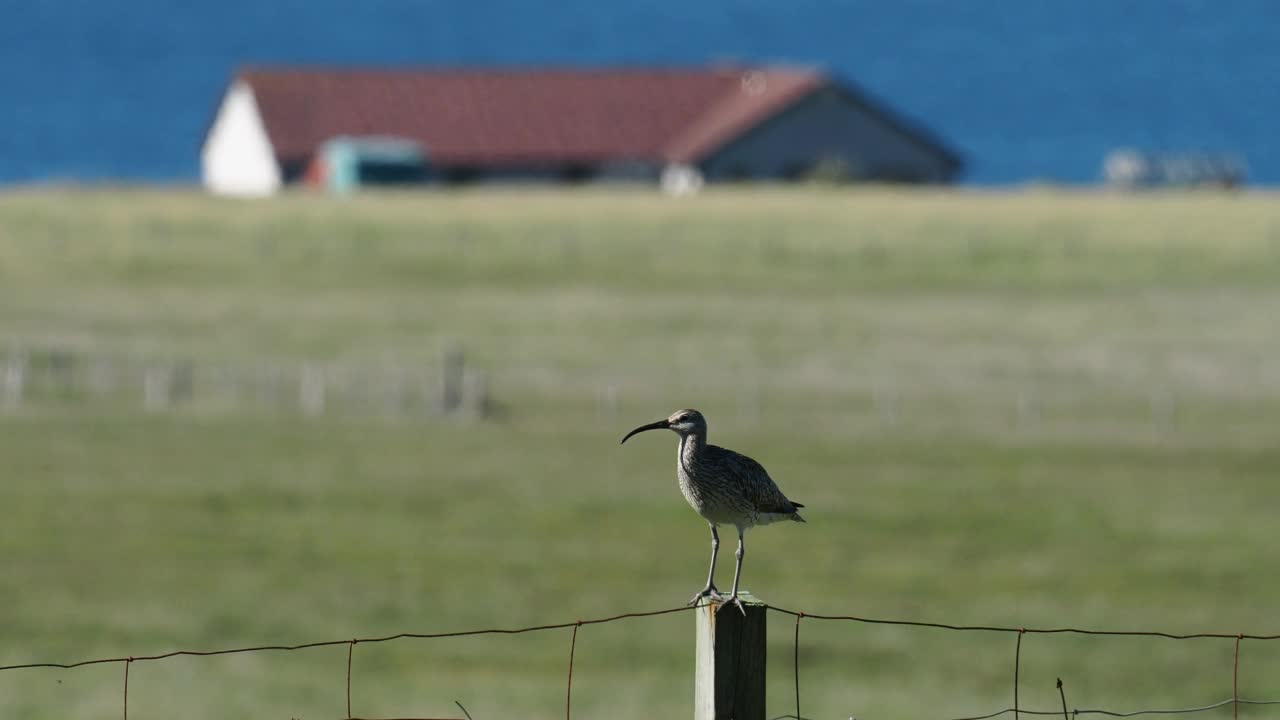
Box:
2;186;1279;719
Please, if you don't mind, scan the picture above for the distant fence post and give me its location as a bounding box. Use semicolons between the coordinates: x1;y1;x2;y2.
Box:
596;382;618;421
1149;387;1175;438
440;341;464;414
143;364;173;412
460;370;489;420
171;360;194;406
300;363;326;417
48;348;77;398
695;592;766;720
2;349;26;410
874;382;900;426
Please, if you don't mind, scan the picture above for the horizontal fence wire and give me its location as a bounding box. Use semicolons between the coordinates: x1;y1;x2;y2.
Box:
0;606;692;672
3;603;1280;720
936;698;1280;720
764;605;1280;640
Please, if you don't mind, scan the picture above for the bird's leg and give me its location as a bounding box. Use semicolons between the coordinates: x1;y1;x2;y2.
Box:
688;524;724;606
718;527;747;616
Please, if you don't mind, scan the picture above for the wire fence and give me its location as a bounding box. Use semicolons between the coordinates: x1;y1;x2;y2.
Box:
9;341;1279;446
4;604;1279;720
1;343;491;421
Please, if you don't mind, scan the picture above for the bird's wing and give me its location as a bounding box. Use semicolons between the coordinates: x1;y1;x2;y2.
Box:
711;445;798;514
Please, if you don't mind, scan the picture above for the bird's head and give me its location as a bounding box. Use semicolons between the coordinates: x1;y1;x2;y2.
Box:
620;408;706;444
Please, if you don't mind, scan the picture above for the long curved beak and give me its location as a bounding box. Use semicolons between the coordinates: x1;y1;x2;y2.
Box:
620;419;669;444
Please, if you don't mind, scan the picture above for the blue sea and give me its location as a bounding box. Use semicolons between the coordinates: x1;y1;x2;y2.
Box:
1;0;1277;185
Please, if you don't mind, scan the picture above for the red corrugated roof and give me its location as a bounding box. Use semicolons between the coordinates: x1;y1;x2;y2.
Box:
235;66;826;169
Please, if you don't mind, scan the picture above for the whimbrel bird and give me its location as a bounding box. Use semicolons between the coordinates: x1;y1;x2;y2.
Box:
621;408;805;614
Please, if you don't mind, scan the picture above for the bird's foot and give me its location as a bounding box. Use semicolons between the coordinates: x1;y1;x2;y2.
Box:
716;593;747;616
687;586;725;606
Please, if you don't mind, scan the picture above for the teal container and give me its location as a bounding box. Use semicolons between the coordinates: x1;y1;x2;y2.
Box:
317;136;431;194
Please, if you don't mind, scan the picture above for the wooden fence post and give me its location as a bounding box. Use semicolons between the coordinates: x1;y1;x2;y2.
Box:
696;592;766;720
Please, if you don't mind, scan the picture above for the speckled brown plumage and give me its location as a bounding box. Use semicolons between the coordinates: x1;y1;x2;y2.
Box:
676;431;804;526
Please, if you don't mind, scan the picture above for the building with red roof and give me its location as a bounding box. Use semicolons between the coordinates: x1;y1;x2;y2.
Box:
201;65;961;196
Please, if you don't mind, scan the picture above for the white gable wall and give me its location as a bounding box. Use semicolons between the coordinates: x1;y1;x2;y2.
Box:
201;81;282;196
700;86;957;183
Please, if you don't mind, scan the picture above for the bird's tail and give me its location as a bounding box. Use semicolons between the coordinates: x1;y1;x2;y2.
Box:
791;501;806;523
